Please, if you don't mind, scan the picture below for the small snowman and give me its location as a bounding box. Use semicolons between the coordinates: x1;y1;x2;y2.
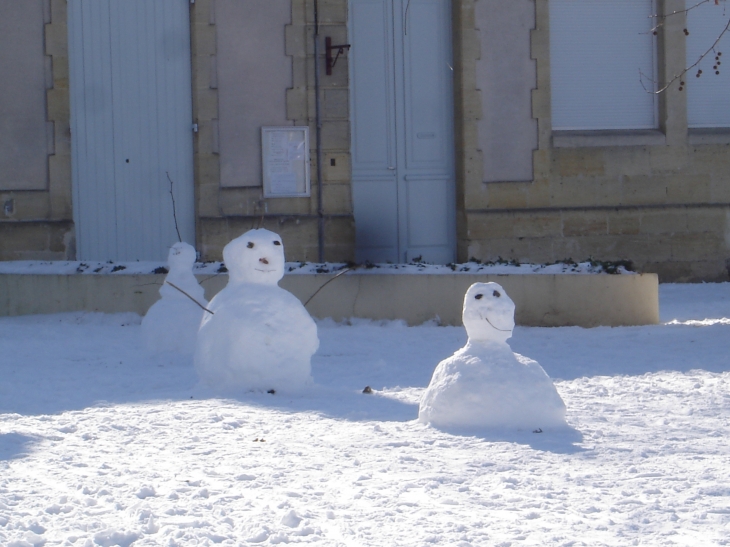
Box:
193;228;318;393
419;282;566;431
142;242;208;355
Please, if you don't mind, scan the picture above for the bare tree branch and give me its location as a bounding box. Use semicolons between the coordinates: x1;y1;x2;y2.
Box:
647;0;714;34
641;16;729;94
166;171;183;243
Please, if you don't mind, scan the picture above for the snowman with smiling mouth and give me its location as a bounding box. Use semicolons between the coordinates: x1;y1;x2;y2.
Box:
193;229;318;393
419;282;566;431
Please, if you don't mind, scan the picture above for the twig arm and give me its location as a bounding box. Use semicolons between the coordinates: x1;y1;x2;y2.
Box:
304;267;352;307
165;281;215;315
166;171;183;243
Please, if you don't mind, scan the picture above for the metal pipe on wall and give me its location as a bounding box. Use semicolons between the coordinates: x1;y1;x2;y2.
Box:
314;0;325;263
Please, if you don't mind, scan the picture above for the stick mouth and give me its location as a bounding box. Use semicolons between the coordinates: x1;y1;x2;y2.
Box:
478;313;512;332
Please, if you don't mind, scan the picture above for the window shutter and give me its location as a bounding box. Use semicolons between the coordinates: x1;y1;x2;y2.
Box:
550;0;657;131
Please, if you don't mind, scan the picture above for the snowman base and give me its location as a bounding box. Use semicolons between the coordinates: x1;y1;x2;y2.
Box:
194;283;317;394
142;298;205;355
419;341;566;431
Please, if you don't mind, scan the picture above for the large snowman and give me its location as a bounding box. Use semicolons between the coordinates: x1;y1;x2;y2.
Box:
419;282;566;431
193;228;318;393
142;242;208;355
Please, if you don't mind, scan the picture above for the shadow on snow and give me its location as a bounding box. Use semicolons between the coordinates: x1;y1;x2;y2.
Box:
0;433;39;461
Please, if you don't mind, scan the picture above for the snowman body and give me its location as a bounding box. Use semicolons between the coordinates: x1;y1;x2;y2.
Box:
419;282;566;430
142;242;207;355
193;229;318;392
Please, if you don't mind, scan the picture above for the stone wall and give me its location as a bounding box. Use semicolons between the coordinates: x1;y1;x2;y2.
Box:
0;0;74;260
462;0;730;281
191;0;354;263
475;0;537;183
2;0;729;281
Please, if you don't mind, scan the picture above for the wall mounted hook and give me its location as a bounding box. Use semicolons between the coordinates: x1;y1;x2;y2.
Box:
325;37;351;75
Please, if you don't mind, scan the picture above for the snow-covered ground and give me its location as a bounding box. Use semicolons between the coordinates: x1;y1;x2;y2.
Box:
1;283;729;546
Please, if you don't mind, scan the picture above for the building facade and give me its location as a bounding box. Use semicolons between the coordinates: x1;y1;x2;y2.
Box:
1;0;729;281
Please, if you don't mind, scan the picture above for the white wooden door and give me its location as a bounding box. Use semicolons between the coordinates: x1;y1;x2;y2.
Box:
68;0;195;261
350;0;455;264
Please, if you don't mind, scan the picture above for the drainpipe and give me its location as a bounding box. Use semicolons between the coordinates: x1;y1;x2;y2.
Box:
314;0;325;263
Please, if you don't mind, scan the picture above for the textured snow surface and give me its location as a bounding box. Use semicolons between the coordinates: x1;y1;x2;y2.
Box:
0;284;729;546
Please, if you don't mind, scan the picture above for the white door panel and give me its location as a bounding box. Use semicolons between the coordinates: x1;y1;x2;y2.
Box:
69;0;195;261
352;178;400;254
350;0;396;171
406;177;451;247
350;0;455;264
403;0;452;168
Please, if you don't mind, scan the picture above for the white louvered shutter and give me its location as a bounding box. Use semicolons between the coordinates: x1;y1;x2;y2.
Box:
687;0;730;128
550;0;658;130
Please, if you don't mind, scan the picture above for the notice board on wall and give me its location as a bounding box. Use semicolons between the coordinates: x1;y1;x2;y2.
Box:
261;126;310;198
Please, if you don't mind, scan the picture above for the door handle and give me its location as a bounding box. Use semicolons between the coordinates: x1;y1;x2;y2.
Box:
387;166;396;170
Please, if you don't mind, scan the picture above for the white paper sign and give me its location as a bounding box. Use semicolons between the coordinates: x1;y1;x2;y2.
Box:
270;173;299;195
262;127;310;198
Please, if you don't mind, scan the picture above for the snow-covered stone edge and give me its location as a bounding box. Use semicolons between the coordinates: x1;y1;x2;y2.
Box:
0;259;635;276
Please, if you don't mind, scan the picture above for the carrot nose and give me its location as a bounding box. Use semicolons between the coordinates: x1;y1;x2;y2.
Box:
259;258;269;265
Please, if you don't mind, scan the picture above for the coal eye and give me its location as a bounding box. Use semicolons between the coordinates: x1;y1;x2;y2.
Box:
247;242;254;249
493;290;501;297
273;240;281;246
475;294;483;300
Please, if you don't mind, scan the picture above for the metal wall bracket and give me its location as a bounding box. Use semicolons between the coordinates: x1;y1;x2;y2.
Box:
325;37;351;76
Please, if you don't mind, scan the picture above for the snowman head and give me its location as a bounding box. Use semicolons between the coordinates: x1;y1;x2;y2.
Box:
223;228;285;285
462;282;515;343
167;242;197;271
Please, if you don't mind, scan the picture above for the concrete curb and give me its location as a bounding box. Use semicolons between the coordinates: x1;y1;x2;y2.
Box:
0;272;659;327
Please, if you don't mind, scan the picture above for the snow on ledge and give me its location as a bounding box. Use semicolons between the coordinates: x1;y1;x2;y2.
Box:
0;259;635;276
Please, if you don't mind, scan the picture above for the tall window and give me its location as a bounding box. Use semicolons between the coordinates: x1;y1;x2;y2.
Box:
550;0;658;131
687;1;730;128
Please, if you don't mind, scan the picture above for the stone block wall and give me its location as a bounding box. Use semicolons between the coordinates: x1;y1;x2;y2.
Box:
461;0;730;281
0;0;74;260
192;0;354;263
2;0;729;281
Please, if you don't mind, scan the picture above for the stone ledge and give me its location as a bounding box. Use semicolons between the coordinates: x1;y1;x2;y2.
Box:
552;130;666;148
0;272;659;327
688;128;730;145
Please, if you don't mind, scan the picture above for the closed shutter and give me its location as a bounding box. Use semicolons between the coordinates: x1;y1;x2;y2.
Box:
687;1;730;128
550;0;658;130
68;0;195;261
